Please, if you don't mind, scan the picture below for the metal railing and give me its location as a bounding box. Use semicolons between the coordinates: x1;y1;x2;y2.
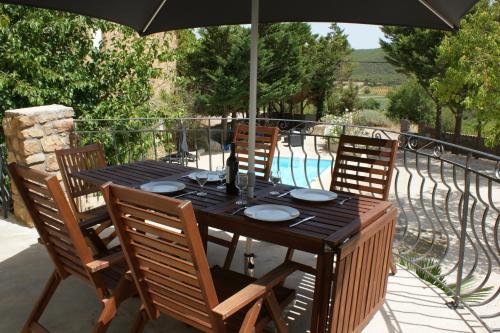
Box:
72;116;500;331
0;144;11;218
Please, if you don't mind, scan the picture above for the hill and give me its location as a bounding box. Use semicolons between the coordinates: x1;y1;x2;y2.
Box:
349;48;407;86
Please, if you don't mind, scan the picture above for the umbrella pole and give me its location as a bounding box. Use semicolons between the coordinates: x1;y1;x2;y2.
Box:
244;0;259;275
247;0;258;199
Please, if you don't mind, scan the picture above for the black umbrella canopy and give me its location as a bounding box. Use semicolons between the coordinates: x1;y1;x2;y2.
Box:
0;0;478;34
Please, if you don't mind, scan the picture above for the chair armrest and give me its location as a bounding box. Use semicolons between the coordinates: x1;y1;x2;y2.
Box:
79;211;110;230
212;261;298;320
86;251;125;273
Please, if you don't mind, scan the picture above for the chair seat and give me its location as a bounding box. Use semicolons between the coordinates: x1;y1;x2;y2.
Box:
95;247;129;290
82;204;109;219
211;266;295;332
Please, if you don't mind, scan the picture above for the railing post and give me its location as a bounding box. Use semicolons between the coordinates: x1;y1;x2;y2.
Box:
208;119;212;171
0;145;7;218
453;153;472;307
152;130;157;160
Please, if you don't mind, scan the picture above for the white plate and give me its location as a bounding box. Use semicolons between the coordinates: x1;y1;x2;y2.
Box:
187;171;220;182
290;189;338;202
140;181;186;193
244;204;300;222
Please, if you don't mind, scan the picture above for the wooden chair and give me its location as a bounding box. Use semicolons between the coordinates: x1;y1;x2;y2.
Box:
206;124;280;271
330;134;398;275
102;183;297;333
326;207;397;333
55;143;114;252
233;124;279;181
286;134;399;274
7;163;134;333
329;135;398;201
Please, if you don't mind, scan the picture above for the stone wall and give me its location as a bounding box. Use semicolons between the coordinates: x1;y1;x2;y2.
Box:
2;104;74;226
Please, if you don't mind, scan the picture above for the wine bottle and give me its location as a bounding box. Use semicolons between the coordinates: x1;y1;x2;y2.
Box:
226;143;239;195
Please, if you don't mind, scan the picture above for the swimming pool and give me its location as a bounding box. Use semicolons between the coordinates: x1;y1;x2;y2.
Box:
270;157;332;188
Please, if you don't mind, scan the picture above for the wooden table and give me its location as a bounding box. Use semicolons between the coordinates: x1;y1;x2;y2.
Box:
74;160;392;333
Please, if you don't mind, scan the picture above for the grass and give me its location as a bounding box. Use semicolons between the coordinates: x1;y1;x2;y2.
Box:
353;109;393;128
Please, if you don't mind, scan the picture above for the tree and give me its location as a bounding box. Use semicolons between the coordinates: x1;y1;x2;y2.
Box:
0;4;169;161
327;82;360;114
179;23;350;121
0;4;167;121
179;26;249;118
386;79;433;124
258;23;314;116
308;24;350;120
380;27;447;138
433;0;499;147
0;5;95;115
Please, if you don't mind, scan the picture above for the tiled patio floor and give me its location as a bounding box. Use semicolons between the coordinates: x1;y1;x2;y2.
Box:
0;218;488;333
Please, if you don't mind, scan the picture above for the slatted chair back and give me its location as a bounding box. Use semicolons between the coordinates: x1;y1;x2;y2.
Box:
233;124;279;181
330;135;398;200
328;207;397;333
55;143;107;217
103;184;223;332
8;163;94;280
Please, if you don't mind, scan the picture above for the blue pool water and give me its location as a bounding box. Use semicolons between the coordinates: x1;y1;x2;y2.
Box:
270;157;332;187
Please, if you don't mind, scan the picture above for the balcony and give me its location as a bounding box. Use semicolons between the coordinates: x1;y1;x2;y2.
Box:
0;116;498;332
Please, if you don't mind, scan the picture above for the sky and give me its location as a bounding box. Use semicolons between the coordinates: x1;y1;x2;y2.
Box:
310;23;386;49
92;22;386;50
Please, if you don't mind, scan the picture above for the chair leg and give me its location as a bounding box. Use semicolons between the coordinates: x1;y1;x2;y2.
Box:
130;307;149;333
21;270;62;333
389;254;397;275
92;299;115;333
94;220;112;235
223;234;240;270
92;276;134;333
284;248;294;262
264;292;288;333
83;228;108;255
239;298;264;333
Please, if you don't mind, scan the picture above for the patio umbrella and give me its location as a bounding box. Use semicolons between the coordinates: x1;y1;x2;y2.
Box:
0;0;479;199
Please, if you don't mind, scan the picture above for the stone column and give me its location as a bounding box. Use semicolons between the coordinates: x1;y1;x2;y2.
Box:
2;104;74;226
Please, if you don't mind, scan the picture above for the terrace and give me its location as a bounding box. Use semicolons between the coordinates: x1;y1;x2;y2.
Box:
0;112;498;332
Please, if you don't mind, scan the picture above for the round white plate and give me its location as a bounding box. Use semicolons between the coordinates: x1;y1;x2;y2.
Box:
244;204;300;222
140;181;186;193
290;189;338;202
187;171;220;182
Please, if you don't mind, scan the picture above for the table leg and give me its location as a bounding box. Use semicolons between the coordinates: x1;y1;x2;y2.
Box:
310;251;334;333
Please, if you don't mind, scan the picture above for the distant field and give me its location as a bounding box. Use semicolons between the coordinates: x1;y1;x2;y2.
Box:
350;48;407;86
358;85;394;109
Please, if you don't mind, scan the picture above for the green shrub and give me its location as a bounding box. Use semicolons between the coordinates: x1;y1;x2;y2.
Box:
353;109;393;128
360;97;381;110
441;107;455;133
321;113;368;141
387;79;434;124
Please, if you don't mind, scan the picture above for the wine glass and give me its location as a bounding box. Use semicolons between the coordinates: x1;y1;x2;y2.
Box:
195;172;209;196
269;170;281;195
235;173;248;205
216;166;226;190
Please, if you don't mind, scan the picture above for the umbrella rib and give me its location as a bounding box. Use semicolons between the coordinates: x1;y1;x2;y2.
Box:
142;0;168;34
418;0;456;29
